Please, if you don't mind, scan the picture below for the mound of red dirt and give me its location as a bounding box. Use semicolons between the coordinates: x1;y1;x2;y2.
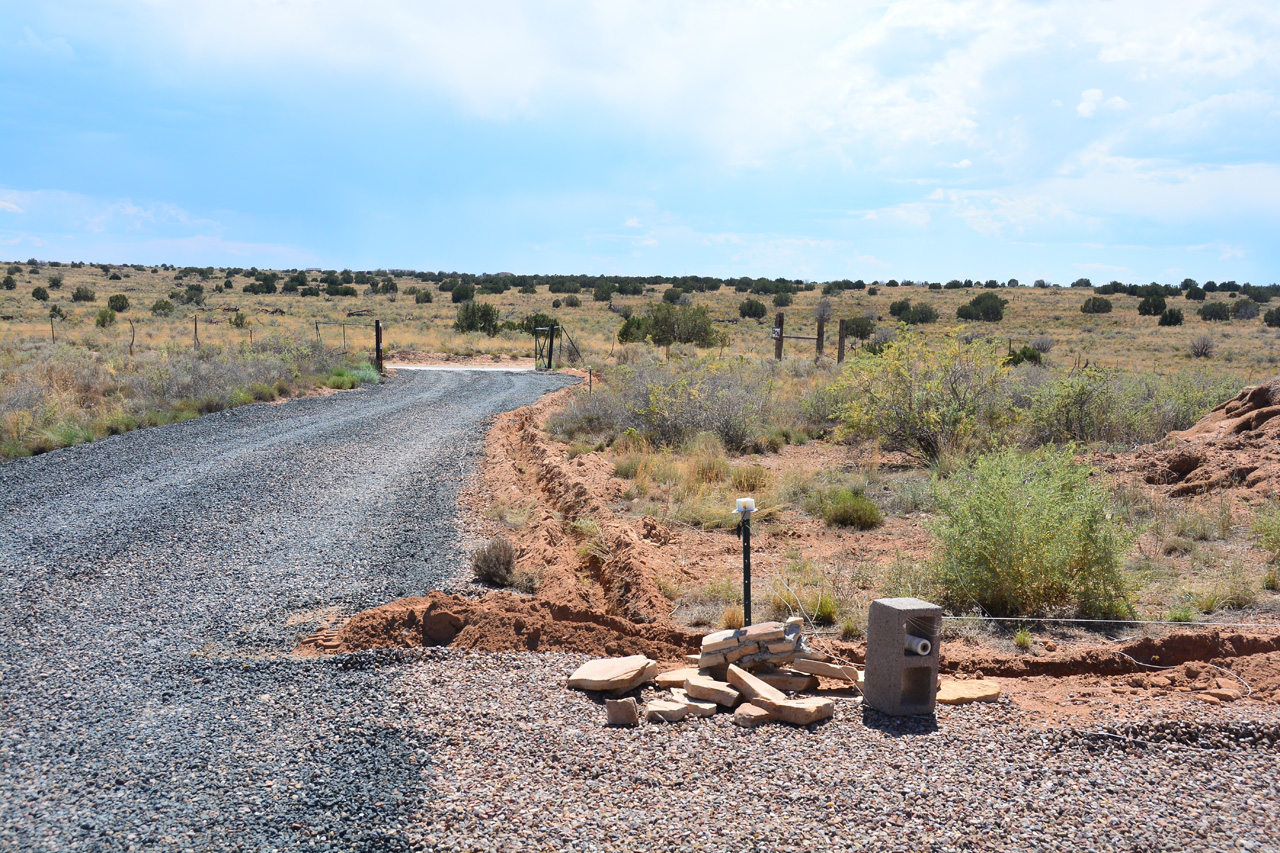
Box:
1120;378;1280;497
333;591;701;660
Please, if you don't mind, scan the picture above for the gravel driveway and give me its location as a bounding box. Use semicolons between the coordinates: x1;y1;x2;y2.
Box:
0;370;574;851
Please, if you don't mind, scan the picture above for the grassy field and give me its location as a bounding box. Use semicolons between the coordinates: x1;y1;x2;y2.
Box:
3;262;1278;376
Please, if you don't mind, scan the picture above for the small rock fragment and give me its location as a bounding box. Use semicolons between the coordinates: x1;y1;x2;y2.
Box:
732;703;772;728
605;698;639;727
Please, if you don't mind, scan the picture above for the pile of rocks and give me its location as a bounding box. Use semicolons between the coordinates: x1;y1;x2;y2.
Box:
567;619;868;728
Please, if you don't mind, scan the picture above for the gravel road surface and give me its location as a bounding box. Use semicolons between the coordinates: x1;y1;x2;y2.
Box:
0;370;573;851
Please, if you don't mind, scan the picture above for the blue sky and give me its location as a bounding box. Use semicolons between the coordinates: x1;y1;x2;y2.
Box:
2;1;1278;283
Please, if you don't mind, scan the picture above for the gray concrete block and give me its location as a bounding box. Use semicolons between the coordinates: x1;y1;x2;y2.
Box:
863;597;941;716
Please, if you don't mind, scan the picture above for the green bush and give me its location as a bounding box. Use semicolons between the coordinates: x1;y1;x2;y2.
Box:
2;275;14;290
47;274;64;289
1199;302;1230;321
806;487;883;529
845;315;875;339
1137;294;1166;316
564;294;581;308
831;328;1009;461
772;292;792;307
107;294;129;312
414;289;433;304
72;285;96;302
956;291;1007;322
451;282;475;303
32;286;48;302
1080;296;1112;314
95;308;117;328
1265;308;1280;328
1159;308;1184;326
151;299;174;316
455;300;500;335
930;446;1131;618
1005;345;1041;366
739;298;768;319
1233;299;1260;320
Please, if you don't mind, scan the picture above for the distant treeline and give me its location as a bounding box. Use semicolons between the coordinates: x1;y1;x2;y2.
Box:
11;260;1278;301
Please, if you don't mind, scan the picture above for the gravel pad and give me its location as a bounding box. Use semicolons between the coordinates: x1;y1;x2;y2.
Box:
0;370;573;851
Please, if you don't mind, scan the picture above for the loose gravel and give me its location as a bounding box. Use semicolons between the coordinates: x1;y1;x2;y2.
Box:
400;652;1280;852
0;370;573;851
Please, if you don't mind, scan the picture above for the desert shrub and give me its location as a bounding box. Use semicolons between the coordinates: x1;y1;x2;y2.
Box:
830;328;1009;461
1233;299;1260;320
845;315;875;340
739;298;768;319
564;294;582;308
1024;367;1239;446
1189;335;1215;358
548;357;772;451
472;536;518;587
644;302;724;348
300;286;320;297
47;274;64;289
455;301;500;335
1030;335;1054;354
32;287;48;302
930;447;1131;618
1264;308;1280;328
806;486;882;528
684;431;729;483
1080;296;1112;314
956;291;1007;322
72;286;95;302
772;292;792;307
451;283;475;303
151;299;174;316
2;275;14;290
107;294;129;312
1005;345;1041;367
414;289;433;304
95;308;117;328
1252;502;1280;557
1159;308;1183;326
229;311;249;329
1198;302;1230;322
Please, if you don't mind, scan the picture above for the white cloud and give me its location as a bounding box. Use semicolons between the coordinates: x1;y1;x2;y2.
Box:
1078;89;1104;117
0;201;23;214
952;159;972;168
624;216;641;228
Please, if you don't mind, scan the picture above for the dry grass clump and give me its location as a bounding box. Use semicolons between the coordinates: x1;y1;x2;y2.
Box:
471;535;538;593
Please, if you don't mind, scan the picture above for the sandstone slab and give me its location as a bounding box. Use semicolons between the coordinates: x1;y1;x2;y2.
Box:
755;672;819;692
727;664;787;704
655;666;701;689
936;679;1002;705
644;700;688;723
568;655;657;693
685;675;740;707
790;659;863;684
755;696;835;726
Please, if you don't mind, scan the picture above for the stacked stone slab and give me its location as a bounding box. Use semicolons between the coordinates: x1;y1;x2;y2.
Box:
695;617;814;671
863;597;942;717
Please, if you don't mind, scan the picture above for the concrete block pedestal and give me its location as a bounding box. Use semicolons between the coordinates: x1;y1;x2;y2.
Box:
863;597;942;716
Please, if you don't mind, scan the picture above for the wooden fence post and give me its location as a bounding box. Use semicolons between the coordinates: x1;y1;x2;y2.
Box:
194;316;199;347
774;313;784;360
815;318;825;361
837;319;847;364
374;319;384;374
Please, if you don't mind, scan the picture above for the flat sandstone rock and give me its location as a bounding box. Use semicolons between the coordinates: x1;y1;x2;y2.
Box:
655;666;701;689
685;675;741;707
756;696;836;726
727;664;787;704
755;672;819;692
568;655;657;693
644;700;688;723
936;679;1001;705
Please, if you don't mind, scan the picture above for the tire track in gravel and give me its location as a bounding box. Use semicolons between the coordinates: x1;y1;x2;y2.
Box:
0;369;575;851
